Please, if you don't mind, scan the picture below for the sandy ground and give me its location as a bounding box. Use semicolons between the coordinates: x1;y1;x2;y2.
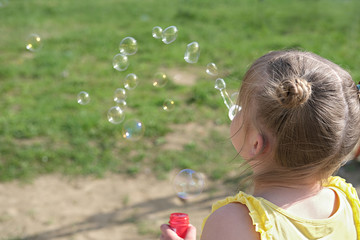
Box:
0;161;359;240
0;172;232;240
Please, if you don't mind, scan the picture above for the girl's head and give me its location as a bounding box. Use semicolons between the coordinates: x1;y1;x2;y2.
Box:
232;50;360;186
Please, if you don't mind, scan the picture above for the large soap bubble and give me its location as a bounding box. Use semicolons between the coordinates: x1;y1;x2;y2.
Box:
122;119;145;141
184;42;200;64
124;73;138;90
113;53;129;71
107;106;125;124
152;26;163;39
119;37;138;55
173;169;204;199
162;26;178;44
77;91;90;105
114;88;127;103
152;72;168;88
163;99;175;111
206;63;218;76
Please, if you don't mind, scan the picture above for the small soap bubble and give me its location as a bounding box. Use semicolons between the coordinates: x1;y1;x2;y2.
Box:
124;73;138;90
140;14;149;22
26;33;43;52
41;156;48;163
107;106;125;124
214;78;226;91
119;37;138;55
114;88;127;103
173;169;204;199
152;26;163;39
163;99;175;111
116;99;127;110
184;42;200;64
112;53;129;71
77;91;90;105
162;26;178;44
153;72;168;88
122;119;145;141
206;63;218;76
61;70;69;78
228;105;242;121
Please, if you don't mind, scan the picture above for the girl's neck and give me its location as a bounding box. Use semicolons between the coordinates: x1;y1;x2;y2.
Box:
252;181;323;208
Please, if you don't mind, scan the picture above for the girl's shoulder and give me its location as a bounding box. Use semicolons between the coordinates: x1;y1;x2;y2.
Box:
201;202;260;240
202;191;271;239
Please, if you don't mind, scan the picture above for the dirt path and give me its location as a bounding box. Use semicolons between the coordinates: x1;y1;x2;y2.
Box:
0;172;232;240
1;160;360;240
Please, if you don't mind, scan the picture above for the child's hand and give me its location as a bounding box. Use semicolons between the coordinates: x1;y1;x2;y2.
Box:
160;224;196;240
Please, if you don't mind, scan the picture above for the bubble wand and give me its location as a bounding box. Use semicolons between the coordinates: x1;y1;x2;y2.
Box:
214;78;241;120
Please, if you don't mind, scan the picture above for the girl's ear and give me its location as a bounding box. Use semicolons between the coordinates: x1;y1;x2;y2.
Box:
250;134;265;157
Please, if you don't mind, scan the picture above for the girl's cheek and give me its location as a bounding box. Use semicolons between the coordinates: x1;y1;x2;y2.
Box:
230;114;245;154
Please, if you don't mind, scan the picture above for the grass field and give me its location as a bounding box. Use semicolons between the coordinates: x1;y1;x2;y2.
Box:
0;0;359;182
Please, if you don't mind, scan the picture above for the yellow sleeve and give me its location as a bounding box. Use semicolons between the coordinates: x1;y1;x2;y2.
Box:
327;176;360;238
201;191;273;239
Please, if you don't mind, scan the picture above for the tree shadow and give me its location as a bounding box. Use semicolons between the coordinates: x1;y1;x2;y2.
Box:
20;161;359;240
20;188;229;240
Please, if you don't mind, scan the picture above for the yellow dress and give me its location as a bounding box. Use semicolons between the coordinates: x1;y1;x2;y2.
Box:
202;176;360;240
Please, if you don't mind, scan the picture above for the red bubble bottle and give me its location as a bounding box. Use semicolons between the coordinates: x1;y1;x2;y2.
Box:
169;213;189;238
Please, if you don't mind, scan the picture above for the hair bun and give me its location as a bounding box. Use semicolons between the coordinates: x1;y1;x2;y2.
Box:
276;77;311;108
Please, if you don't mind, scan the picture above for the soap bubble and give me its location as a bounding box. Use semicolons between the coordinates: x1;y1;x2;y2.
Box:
140;14;149;22
206;63;218;76
163;99;175;111
162;26;178;44
152;26;163;39
114;88;127;103
122;119;145;141
61;70;69;78
214;78;226;91
228;105;242;121
26;33;43;52
107;106;125;124
152;72;168;88
119;37;138;56
124;73;138;90
173;169;204;199
41;156;48;163
116;99;127;110
113;53;129;71
77;91;90;105
184;42;200;64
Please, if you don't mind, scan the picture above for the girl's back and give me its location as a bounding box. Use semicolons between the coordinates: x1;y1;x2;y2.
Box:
202;177;359;239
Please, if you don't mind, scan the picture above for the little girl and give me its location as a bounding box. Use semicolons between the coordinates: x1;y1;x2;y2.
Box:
160;50;360;240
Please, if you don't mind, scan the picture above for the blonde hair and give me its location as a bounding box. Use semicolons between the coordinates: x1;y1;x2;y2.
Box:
237;50;360;186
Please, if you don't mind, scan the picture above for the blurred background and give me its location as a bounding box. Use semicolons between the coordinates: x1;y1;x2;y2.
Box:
0;0;360;239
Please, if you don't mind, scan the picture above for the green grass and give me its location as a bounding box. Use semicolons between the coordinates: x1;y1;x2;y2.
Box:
0;0;359;182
